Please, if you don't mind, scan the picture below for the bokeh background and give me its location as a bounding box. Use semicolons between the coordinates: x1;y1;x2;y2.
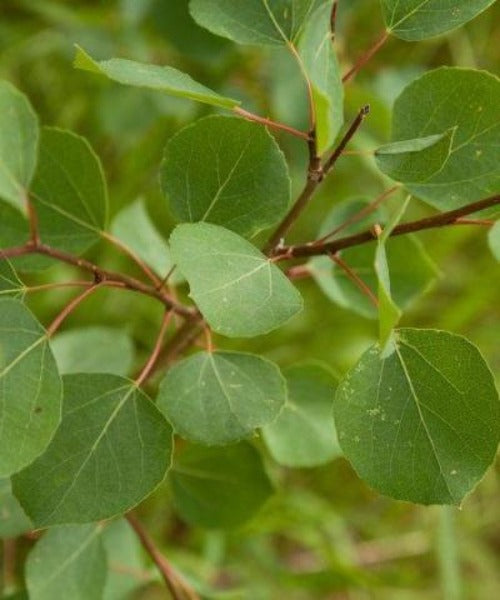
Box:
1;0;499;598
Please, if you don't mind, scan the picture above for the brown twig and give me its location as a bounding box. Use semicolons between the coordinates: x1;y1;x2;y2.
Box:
233;107;311;141
342;30;390;83
329;252;379;307
135;310;174;387
46;284;103;337
330;1;338;41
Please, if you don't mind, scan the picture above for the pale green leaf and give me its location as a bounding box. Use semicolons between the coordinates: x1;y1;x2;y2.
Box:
12;374;173;527
161;115;291;237
31;127;108;255
381;0;497;41
298;1;343;153
50;327;135;376
170;442;273;528
74;45;239;109
381;68;500;210
488;221;500;261
190;0;322;46
0;298;62;477
158;351;286;445
111;199;173;277
0;80;39;213
0;259;25;298
334;328;500;505
0;479;32;538
262;363;341;467
26;524;107;600
170;223;303;337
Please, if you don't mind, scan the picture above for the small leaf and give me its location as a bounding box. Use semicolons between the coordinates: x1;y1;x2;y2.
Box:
111;199;173;277
334;328;500;505
170;223;303;337
50;327;135;376
381;0;497;41
488;221;500;261
0;298;62;477
0;259;25;298
190;0;322;46
262;363;341;467
161;115;291;237
0;479;32;538
31;127;108;255
12;374;173;527
170;442;273;528
298;1;344;153
375;129;455;184
158;351;286;445
26;524;107;600
74;45;239;109
381;68;500;210
0;80;39;213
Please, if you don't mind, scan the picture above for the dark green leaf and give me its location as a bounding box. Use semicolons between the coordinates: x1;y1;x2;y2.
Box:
0;259;24;298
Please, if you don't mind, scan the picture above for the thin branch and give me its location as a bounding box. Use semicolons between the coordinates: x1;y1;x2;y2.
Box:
25;281;94;294
46;284;103;337
342;30;390;83
135;310;174;387
273;194;500;260
233;106;311;141
454;218;494;227
151;316;204;378
329;253;379;307
26;198;40;246
330;1;338;41
126;513;199;600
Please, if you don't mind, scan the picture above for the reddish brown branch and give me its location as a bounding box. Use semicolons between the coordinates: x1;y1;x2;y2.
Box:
342;30;390;84
233;107;311;141
46;284;103;337
329;253;379;307
135;310;174;387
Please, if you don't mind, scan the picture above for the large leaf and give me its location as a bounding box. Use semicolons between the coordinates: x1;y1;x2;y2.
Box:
161;115;291;237
25;524;107;600
334;329;500;505
488;221;500;261
0;479;32;538
158;351;286;445
381;0;497;41
170;442;273;528
0;259;24;298
310;198;438;319
298;1;343;153
0;80;39;213
262;364;341;467
74;45;239;109
50;327;135;377
0;298;62;477
12;374;173;527
377;68;500;210
190;0;322;46
170;223;303;337
31;127;108;255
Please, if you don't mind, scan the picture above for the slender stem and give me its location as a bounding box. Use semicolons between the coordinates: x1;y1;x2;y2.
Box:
46;284;102;337
101;231;161;287
26;198;40;245
342;30;390;83
135;310;174;387
286;264;312;280
274;194;500;260
233;106;311;141
126;513;199;600
157;265;177;291
330;1;338;40
25;281;94;294
151;317;204;378
329;253;379;307
454;218;494;227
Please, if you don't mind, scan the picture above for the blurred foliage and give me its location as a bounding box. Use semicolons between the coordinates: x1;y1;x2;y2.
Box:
0;0;499;598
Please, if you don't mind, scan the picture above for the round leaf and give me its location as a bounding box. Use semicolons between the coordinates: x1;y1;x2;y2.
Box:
12;374;173;527
158;351;286;445
334;328;500;505
161;115;291;237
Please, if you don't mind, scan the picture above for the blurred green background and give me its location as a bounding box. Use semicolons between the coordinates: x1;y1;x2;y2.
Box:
1;0;499;598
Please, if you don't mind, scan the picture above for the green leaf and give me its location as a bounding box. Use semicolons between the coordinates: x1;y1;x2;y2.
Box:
190;0;322;46
74;45;239;109
0;298;62;477
0;259;24;298
0;80;39;213
12;374;173;527
161;115;291;237
0;479;32;538
262;363;341;467
25;524;107;600
334;328;500;505
111;199;173;278
381;0;497;41
298;1;343;153
310;198;438;319
31;127;108;255
170;442;273;528
170;223;303;337
158;351;286;445
488;221;500;261
50;327;135;376
380;68;500;210
375;129;455;184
